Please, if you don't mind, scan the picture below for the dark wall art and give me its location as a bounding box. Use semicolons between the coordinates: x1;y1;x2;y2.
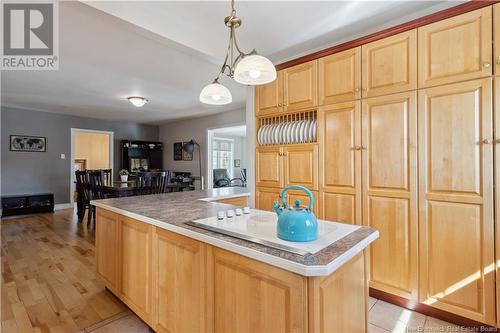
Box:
10;135;46;152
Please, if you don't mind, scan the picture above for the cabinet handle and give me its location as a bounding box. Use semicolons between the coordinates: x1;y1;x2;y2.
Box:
497;59;500;65
495;138;500;144
278;103;282;107
481;139;492;144
352;146;361;151
483;62;491;68
354;88;360;92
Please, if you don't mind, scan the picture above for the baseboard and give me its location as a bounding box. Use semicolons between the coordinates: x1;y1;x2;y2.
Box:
369;288;496;329
54;203;74;211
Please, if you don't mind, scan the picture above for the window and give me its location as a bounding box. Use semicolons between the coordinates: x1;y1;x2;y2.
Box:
212;138;234;177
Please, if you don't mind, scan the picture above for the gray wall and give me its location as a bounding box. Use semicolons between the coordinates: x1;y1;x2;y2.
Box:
159;108;246;189
1;107;159;204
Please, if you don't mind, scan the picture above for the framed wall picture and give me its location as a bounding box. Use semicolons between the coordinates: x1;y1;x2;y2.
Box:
182;142;193;161
173;142;183;161
10;135;46;152
234;159;241;167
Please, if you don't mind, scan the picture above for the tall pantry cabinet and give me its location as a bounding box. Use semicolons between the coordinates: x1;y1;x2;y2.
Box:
255;3;500;326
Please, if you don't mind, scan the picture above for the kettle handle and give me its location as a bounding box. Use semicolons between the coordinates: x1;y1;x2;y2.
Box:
281;185;314;211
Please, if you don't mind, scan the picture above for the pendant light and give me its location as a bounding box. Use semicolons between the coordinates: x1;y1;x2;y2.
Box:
199;0;276;105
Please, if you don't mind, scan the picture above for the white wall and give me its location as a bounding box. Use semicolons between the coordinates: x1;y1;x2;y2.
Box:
159;108;246;189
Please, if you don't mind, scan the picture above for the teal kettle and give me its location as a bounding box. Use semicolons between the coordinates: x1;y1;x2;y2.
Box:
273;185;318;242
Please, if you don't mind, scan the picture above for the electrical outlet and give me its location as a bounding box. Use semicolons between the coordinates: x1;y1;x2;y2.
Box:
60;153;65;159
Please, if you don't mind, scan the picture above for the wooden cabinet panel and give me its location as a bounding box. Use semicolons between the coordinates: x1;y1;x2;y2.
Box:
255;187;281;212
418;78;495;324
362;91;418;300
319;47;361;104
308;252;367;333
256;146;282;188
362;30;417;98
285;189;319;218
495;4;500;75
215;196;248;206
256;72;283;116
495;78;500;328
283;61;318;112
120;217;153;324
154;228;209;333
95;208;120;294
319;101;361;224
211;248;307;333
283;144;319;191
418;8;492;88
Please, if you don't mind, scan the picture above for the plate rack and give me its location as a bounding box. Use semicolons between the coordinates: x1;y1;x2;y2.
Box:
257;110;317;146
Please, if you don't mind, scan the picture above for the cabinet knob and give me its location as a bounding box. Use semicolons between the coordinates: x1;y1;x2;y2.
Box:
361;145;367;150
495;138;500;144
278;103;282;107
361;88;367;92
354;88;360;92
496;59;500;65
482;139;492;144
483;62;491;68
352;146;361;151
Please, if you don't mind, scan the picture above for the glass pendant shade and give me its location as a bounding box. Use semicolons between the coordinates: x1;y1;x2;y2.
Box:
199;82;232;105
234;54;277;85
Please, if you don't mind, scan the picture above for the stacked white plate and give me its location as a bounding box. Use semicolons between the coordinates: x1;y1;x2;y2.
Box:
257;119;317;145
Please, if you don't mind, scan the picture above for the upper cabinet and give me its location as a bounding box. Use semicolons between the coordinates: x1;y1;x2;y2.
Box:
495;4;500;75
255;72;283;117
362;30;417;98
418;7;492;88
283;60;318;112
319;47;361;104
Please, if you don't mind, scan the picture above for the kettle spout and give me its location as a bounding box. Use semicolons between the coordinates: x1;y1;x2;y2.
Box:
273;202;282;216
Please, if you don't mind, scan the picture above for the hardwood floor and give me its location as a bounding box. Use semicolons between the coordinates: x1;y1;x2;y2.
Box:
1;210;127;333
1;209;474;333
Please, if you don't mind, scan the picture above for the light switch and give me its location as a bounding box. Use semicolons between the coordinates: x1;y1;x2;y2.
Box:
60;153;65;159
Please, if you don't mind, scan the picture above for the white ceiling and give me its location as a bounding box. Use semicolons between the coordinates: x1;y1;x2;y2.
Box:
2;1;463;125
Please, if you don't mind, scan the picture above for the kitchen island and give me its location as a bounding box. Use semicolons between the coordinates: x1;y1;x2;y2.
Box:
92;188;378;333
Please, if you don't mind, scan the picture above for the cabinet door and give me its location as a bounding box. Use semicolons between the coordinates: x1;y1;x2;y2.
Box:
495;78;500;327
283;144;319;191
95;208;120;294
120;217;153;324
154;228;209;333
283;60;318;112
418;7;492;88
362;30;417;98
319;47;361;104
418;79;495;325
256;72;283;116
362;91;418;300
285;190;319;218
495;3;500;75
255;187;281;212
320;101;361;224
211;248;307;333
255;146;282;188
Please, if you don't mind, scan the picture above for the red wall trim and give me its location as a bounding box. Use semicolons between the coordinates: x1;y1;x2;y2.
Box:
369;288;497;329
276;0;499;70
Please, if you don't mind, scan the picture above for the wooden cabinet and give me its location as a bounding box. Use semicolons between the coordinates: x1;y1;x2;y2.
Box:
283;144;319;191
495;3;500;75
418;7;492;88
283;60;318;112
95;208;121;294
215;196;248;206
211;248;308;333
154;228;209;333
362;30;417;98
319;47;361;104
308;252;367;333
255;187;281;212
319;101;361;224
120;216;153;325
362;91;418;300
256;72;284;116
495;78;500;328
255;146;282;188
418;78;495;324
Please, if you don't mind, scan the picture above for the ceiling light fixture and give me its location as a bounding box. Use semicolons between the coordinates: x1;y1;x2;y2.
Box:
199;0;276;105
127;96;148;107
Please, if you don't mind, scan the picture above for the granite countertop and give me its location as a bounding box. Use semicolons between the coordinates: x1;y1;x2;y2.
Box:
92;187;378;276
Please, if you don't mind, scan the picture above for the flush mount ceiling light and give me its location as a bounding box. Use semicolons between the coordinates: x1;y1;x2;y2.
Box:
127;96;148;107
199;0;276;105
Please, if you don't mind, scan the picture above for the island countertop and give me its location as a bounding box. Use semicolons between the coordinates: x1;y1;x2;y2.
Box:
92;187;378;276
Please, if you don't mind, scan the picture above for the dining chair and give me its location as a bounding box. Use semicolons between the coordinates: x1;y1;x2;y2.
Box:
135;171;168;195
87;170;107;226
213;169;243;188
75;170;91;223
101;169;112;185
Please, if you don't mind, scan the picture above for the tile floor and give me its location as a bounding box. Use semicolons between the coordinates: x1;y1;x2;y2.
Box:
87;296;471;333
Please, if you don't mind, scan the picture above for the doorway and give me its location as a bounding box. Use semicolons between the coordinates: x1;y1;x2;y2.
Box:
70;129;114;203
207;125;246;189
